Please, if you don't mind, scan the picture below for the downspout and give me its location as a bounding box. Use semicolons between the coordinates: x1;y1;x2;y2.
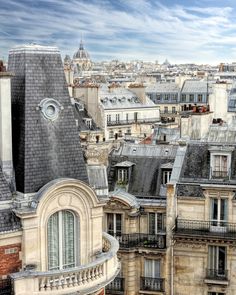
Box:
171;184;177;295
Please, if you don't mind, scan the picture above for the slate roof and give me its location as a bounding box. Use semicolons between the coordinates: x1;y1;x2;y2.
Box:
146;82;179;93
8;45;88;193
0;209;21;233
99;85;155;110
179;143;236;184
87;165;108;189
181;80;209;93
0;167;12;201
108;143;177;197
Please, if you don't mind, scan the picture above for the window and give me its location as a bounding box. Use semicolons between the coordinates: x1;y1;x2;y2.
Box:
47;210;76;271
210;198;228;227
189;94;194;102
162;170;172;185
212;155;228;178
134;112;138;122
115;114;120;123
117;168;128;183
198;94;203;102
107;213;122;236
126;113;129;122
181;94;186;102
149;213;166;233
109;130;114;139
156;94;161;101
208;293;225;295
164;94;169;101
172;107;176;114
208;246;227;276
145;259;160;278
107;114;111;123
164;107;168;113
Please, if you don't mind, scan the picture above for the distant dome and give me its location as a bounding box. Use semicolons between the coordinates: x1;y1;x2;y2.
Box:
73;40;90;60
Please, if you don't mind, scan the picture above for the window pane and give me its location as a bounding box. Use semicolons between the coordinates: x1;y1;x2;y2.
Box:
149;213;155;234
116;214;122;235
62;211;75;269
218;246;226;273
48;212;59;270
144;259;153;277
107;213;114;235
220;199;228;223
154;260;161;277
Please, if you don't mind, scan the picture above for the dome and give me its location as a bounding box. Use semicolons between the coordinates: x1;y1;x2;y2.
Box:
73;40;90;60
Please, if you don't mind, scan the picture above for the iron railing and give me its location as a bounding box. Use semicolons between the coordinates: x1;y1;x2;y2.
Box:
114;233;166;249
175;218;236;239
206;268;228;281
106;277;125;293
160;111;178;115
140;277;165;292
107;118;158;126
211;170;229;179
0;278;13;295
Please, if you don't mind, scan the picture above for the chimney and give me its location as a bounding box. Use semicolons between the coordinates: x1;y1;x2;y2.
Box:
128;83;147;104
0;71;14;185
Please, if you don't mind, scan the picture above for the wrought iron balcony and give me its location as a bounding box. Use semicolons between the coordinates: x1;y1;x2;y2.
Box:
160;111;178;115
114;233;166;249
0;278;12;295
106;277;125;294
140;277;165;292
175;218;236;240
107;118;158;126
206;268;228;281
211;170;229;179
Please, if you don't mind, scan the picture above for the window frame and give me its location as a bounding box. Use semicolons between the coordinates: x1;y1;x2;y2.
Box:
47;210;78;271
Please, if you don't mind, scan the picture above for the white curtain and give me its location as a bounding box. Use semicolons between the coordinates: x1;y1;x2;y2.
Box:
47;212;59;270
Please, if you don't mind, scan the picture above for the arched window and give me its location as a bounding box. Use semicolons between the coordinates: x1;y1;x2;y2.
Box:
47;210;77;270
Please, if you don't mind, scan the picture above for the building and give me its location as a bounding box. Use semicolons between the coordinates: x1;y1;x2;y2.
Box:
73;40;92;73
0;44;119;295
166;126;236;295
104;143;178;295
74;84;160;141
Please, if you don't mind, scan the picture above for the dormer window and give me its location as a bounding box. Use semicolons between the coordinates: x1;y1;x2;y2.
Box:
209;146;234;180
118;168;128;183
212;155;228;178
114;161;135;187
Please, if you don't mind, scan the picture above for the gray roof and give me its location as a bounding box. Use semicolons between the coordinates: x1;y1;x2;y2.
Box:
8;45;88;193
108;143;177;197
0;167;12;201
179;143;236;184
113;143;178;158
146;82;179;93
114;161;135;167
0;209;21;233
109;189;140;209
181;80;209;93
99;85;155;110
87;165;108;189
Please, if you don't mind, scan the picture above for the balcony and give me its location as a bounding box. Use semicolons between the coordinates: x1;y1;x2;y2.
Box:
211;170;229;179
11;233;120;295
175;218;236;240
107;118;158;126
106;277;125;294
140;277;165;292
205;269;228;285
114;233;166;249
160;111;178;117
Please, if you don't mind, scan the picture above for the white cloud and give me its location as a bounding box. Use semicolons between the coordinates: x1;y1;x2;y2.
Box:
0;0;236;63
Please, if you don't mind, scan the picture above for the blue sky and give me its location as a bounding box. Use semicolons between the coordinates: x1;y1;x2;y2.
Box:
1;0;236;64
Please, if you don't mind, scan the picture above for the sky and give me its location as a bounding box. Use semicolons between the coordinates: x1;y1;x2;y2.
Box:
1;0;236;64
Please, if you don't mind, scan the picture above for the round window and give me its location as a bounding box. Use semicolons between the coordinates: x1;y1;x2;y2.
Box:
39;98;62;121
46;104;56;117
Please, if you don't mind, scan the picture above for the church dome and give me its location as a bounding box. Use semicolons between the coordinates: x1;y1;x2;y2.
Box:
73;40;90;59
